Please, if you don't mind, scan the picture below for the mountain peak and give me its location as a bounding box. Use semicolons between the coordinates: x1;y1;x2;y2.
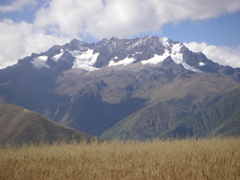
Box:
9;36;240;81
70;38;86;45
160;37;170;47
1;36;240;140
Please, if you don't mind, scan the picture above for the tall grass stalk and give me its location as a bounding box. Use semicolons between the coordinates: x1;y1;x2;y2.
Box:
0;137;239;179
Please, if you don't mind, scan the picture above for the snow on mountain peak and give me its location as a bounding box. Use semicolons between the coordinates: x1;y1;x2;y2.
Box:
109;57;135;67
31;56;49;69
70;49;100;71
171;43;183;64
52;50;64;62
160;37;170;48
131;35;154;48
27;36;205;73
170;43;202;72
141;49;170;65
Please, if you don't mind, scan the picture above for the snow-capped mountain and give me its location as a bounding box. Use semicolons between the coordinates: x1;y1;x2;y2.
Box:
19;35;240;81
1;36;240;139
24;37;199;71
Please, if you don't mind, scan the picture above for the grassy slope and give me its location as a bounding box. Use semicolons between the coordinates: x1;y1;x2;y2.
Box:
101;74;240;139
162;89;240;138
0;138;239;179
0;104;95;145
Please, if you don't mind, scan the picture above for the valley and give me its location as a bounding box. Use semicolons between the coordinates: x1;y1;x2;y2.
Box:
0;36;240;142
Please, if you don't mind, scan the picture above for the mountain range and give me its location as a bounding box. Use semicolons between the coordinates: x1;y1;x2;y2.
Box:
0;35;240;140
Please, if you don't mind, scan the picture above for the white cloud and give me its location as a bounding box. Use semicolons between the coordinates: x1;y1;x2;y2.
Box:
34;0;240;38
0;19;69;68
0;0;240;68
86;0;160;38
152;0;240;22
0;0;37;13
185;42;240;68
31;55;49;69
34;0;103;36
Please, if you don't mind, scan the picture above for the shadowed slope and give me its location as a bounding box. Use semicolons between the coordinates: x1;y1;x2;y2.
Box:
0;104;95;145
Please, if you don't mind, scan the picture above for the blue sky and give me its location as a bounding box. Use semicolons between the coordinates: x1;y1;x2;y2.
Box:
161;11;240;47
0;0;240;68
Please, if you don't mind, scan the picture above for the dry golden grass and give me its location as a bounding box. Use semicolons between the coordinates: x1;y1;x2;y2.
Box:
0;137;240;180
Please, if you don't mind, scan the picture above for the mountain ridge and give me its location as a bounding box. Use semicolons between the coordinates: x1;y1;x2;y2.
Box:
11;35;240;82
0;35;240;140
0;104;96;145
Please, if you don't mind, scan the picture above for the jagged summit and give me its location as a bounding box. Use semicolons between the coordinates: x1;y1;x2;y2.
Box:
17;36;203;71
11;35;240;81
1;35;240;139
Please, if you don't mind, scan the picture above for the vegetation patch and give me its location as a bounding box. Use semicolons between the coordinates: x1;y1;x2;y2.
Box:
1;137;239;179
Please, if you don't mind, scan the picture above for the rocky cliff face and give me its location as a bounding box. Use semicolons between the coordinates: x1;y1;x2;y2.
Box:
0;36;240;139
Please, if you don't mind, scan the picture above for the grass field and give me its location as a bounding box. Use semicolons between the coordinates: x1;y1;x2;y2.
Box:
0;137;239;180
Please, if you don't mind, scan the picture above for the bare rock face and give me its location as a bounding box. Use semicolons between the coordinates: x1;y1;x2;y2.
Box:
0;36;240;139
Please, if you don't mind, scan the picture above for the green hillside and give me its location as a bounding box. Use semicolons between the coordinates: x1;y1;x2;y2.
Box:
0;104;95;145
100;75;240;139
161;89;240;138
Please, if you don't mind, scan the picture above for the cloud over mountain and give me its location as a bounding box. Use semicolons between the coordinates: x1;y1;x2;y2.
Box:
0;0;240;68
185;42;240;68
34;0;240;38
0;19;69;68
